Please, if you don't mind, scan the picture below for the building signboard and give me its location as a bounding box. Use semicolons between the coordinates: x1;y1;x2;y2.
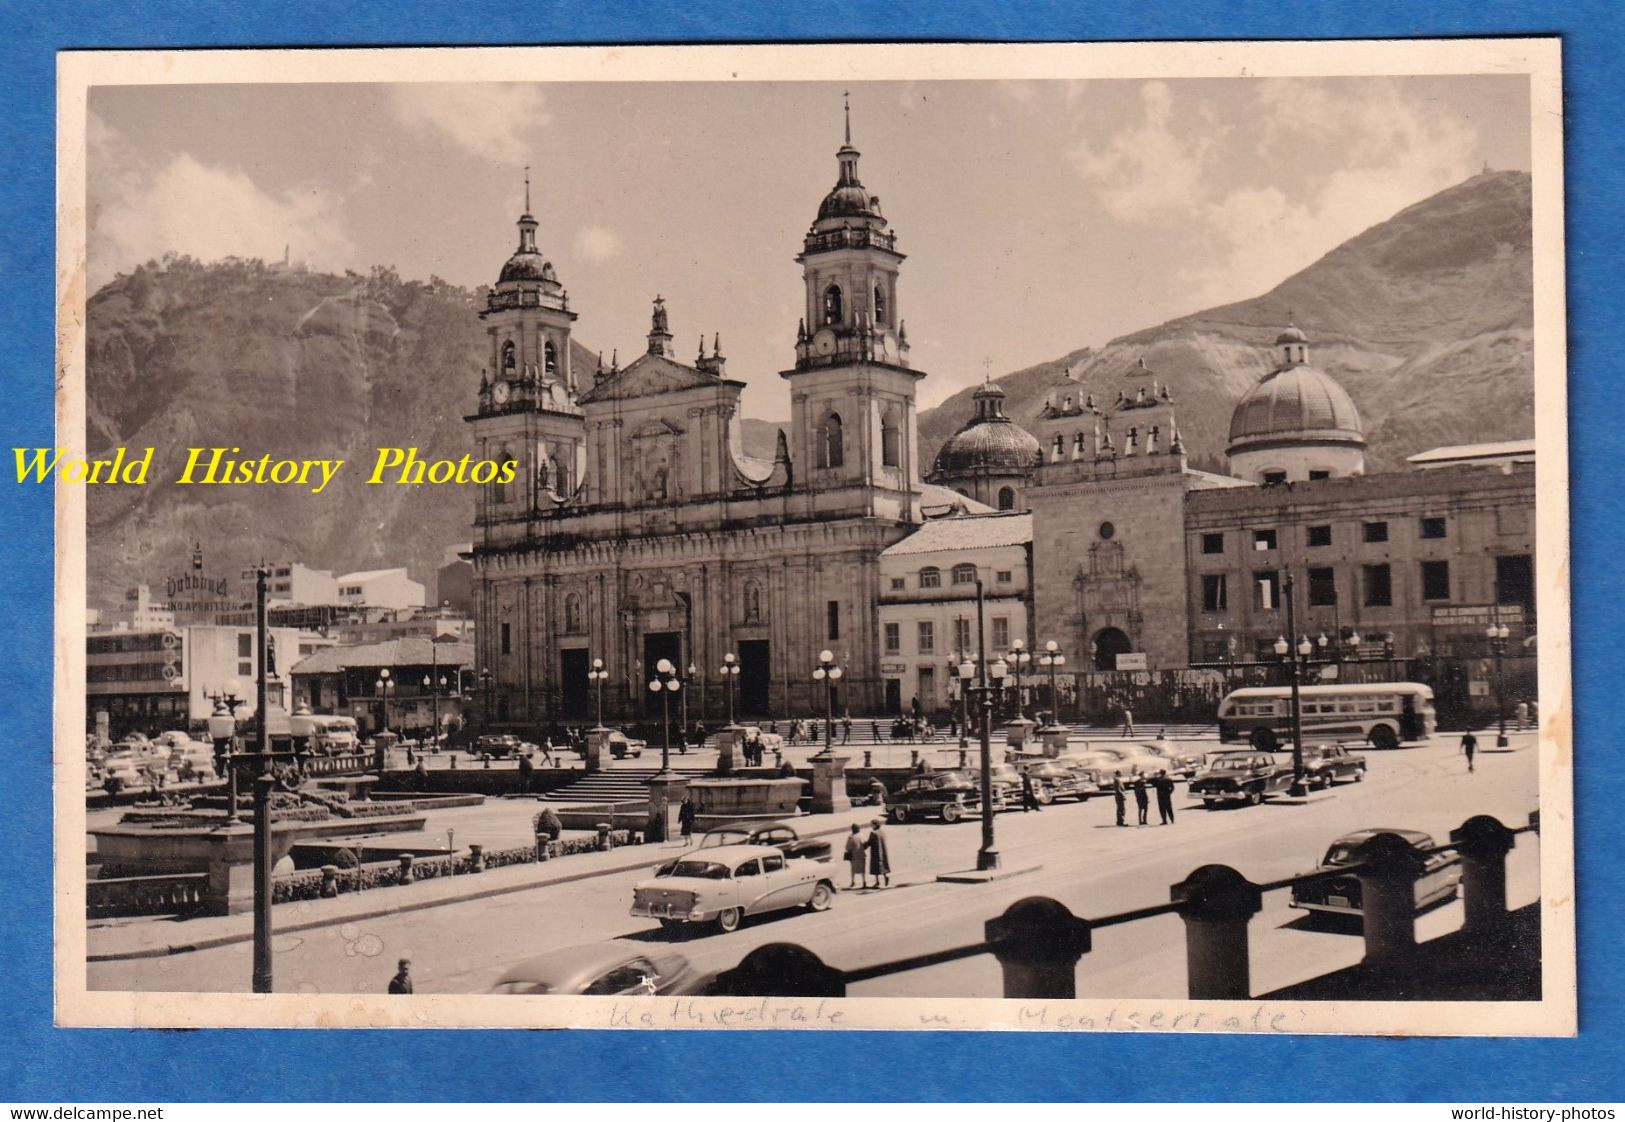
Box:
1115;652;1148;671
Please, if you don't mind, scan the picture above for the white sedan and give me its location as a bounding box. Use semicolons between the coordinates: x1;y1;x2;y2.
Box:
631;843;836;934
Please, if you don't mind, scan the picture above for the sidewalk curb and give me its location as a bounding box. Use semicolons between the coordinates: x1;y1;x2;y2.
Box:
87;816;869;963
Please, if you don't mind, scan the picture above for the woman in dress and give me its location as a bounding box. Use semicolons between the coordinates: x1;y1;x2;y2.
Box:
844;823;868;889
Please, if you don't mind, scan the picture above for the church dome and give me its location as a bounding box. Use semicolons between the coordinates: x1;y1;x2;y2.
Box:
498;247;554;285
1275;324;1308;345
1227;362;1364;450
817;178;881;221
933;384;1041;476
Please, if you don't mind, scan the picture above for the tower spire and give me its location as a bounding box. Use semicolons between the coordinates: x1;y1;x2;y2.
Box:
844;90;851;146
523;165;532;214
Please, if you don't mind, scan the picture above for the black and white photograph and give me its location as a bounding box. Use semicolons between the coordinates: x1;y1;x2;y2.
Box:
54;40;1572;1033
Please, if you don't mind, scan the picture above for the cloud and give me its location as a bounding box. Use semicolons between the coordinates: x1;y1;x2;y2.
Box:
387;84;548;163
89;119;356;288
1068;81;1215;224
573;225;623;263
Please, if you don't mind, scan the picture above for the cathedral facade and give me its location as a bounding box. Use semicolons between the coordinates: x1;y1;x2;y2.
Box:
467;120;943;723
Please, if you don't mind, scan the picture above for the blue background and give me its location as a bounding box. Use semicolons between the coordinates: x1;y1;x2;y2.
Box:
1;0;1619;1103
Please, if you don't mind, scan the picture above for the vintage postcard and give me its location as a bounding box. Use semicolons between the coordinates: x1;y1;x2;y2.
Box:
53;39;1572;1033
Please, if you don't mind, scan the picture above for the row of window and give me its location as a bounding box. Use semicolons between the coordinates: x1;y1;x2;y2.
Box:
884;616;1012;656
815;413;902;470
500;339;560;377
890;566;1015;591
1200;560;1453;613
822;283;889;328
1201;517;1449;555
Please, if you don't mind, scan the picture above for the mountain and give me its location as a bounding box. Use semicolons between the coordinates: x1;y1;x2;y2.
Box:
918;170;1534;476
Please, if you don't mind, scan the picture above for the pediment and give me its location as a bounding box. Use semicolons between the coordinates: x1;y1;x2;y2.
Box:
579;354;719;404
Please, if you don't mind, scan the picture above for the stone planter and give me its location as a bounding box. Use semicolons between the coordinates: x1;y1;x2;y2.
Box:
688;776;806;828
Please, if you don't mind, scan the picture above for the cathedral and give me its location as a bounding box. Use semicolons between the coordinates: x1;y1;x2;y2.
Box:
468;111;961;722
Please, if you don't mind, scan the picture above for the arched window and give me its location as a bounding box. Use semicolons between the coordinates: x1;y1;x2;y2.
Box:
919;567;941;589
501;340;516;373
818;413;845;469
549;455;566;495
998;486;1017;511
881;411;900;468
1074;432;1087;458
743;579;763;623
494;444;513;503
544;340;558;378
1051;434;1065;460
563;592;582;634
952;564;977;586
873;284;888;326
823;284;844;326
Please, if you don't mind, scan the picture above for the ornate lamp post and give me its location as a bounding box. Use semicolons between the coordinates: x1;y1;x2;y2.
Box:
812;650;843;758
374;669;394;735
478;667;495;728
683;662;699;750
1006;638;1030;721
648;658;682;772
588;657;610;730
719;652;741;727
955;650;971;763
1039;639;1067;724
956;577;1008;871
205;683;244;823
422;672;448;751
1486;620;1511;748
1274;583;1312;798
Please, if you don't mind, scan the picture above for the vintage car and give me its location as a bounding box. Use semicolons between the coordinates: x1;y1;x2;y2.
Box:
984;763;1025;804
1133;739;1207;778
1290;829;1461;916
1015;759;1089;802
474;733;524;757
889;770;1003;823
603;730;646;759
488;939;707;996
655;821;832;875
631;844;836;933
1301;743;1368;789
1188;751;1298;807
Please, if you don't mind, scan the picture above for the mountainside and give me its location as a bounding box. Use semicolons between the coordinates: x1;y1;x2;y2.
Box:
919;170;1534;476
84;172;1532;611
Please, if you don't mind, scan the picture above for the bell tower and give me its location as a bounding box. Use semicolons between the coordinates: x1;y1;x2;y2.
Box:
469;168;588;535
782;97;924;521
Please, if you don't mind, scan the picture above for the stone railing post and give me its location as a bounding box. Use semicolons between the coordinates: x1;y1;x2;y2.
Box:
1172;864;1263;1000
596;822;613;851
1353;832;1428;967
985;896;1092;999
1449;815;1516;942
397;853;415;884
320;864;339;898
469;843;486;873
710;943;846;998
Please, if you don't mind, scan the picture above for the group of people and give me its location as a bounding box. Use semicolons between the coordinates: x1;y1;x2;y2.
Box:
842;819;892;889
1109;770;1178;826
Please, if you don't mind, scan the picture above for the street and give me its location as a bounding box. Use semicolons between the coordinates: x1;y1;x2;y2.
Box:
88;733;1539;998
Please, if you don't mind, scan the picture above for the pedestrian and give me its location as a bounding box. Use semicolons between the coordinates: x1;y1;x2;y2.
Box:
1132;775;1149;825
1020;768;1042;813
1112;773;1127;827
841;714;852;745
866;818;891;888
517;751;534;793
1515;700;1529;730
677;796;696;845
1153;771;1176;825
388;958;413;994
539;737;555;766
1461;729;1478;773
844;823;868;889
1121;706;1135;738
868;776;887;808
871;720;880;743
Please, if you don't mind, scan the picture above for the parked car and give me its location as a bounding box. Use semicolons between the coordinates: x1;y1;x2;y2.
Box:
1188;751;1297;807
1015;759;1089;802
474;734;524;757
984;763;1025;804
604;730;645;759
488;939;707;995
1301;743;1368;789
656;821;832;874
889;770;1002;823
630;844;837;933
1132;739;1207;778
1290;829;1461;916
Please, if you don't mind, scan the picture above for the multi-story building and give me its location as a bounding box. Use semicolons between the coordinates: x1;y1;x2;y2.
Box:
335;568;426;612
289;637;475;736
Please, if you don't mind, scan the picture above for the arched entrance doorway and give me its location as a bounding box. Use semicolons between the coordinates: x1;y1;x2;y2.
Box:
1091;627;1133;671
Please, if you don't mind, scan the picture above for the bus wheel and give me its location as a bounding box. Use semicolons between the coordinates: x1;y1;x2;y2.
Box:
1250;728;1278;752
1369;725;1398;751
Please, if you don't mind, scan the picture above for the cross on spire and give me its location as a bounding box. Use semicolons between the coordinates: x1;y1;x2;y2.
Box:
523;165;531;214
982;356;993;384
844;90;851;146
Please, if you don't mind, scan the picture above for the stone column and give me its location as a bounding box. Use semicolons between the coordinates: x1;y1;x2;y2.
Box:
714;726;746;774
1450;814;1516;943
645;772;690;843
1172;864;1263;1000
1039;726;1069;758
808;754;851;815
1005;717;1037;751
985;896;1092;1000
585;727;611;774
1354;831;1428;968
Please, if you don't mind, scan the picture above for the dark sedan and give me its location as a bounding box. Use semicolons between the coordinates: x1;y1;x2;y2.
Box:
889;770;1002;823
1290;828;1461;917
1302;743;1368;789
488;940;707;995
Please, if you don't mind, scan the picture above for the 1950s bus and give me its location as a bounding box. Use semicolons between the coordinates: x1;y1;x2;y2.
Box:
1216;682;1435;751
306;714;360;755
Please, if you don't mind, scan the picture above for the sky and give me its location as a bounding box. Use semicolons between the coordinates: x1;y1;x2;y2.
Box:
86;75;1530;418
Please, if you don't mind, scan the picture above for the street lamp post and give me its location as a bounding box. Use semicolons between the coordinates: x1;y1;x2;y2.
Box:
1275;570;1310;798
1486;620;1511;748
478;668;494;728
719;652;740;727
682;662;698;751
811;650;843;758
1039;640;1067;725
588;657;610;730
375;669;394;735
1006;639;1030;721
422;671;448;752
648;659;682;772
956;650;971;761
205;680;245;822
956;578;1006;872
249;563;274;994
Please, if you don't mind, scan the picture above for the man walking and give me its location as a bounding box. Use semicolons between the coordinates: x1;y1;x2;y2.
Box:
388;958;414;994
1461;729;1478;773
1153;771;1176;825
1020;768;1042;813
866;818;892;888
1111;773;1127;827
1121;706;1135;738
1132;774;1150;825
